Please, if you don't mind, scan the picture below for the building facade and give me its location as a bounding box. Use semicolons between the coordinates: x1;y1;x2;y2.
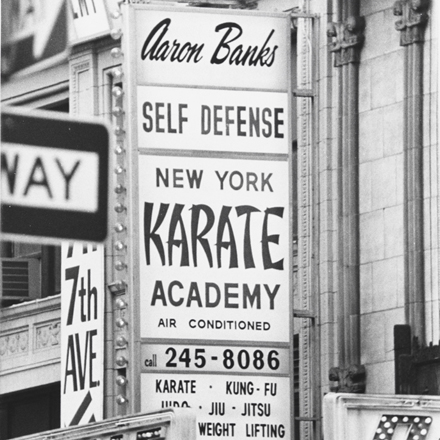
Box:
0;0;438;439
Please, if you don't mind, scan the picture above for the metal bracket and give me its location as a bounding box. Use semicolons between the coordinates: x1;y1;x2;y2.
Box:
295;416;319;422
293;89;315;98
293;309;316;320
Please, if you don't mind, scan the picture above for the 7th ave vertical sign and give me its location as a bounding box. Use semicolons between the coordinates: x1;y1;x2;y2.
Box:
61;242;104;426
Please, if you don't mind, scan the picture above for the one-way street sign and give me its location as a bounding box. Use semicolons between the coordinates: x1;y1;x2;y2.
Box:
1;107;110;243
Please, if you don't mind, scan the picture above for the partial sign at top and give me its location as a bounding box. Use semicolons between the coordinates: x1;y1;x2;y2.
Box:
69;0;121;43
127;6;290;90
1;0;69;78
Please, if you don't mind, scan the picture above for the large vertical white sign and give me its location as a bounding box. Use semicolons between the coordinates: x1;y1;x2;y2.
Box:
123;5;292;439
61;243;104;427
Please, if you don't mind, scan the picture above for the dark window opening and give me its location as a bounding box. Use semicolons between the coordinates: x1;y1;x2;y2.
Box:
0;383;61;440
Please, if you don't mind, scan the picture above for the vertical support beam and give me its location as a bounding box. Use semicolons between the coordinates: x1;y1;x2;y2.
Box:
297;13;315;439
327;0;364;383
296;10;322;440
394;0;429;345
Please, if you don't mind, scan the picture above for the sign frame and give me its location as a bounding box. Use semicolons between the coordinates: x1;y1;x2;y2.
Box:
1;106;110;244
323;393;440;440
122;4;294;437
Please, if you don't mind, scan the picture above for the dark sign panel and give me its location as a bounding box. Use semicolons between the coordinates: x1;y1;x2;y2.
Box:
1;107;109;243
1;0;68;78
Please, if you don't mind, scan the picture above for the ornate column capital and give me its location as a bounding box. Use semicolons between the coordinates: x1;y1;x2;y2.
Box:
329;364;366;393
394;0;429;46
327;16;365;67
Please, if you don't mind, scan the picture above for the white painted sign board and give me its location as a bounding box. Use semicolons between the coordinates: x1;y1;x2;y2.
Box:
136;87;288;154
132;8;289;90
69;0;111;42
138;154;290;343
123;5;293;439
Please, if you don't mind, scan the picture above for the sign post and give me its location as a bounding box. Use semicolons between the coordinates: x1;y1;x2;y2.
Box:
1;106;110;243
123;5;293;439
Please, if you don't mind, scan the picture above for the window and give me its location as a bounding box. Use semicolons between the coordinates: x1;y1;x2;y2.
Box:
0;383;61;440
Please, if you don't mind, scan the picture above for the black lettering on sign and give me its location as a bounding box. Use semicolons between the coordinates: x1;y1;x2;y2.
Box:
161;400;190;408
241;402;271;417
155;379;197;393
199;422;236;436
211;22;278;67
264;382;277;396
156;168;203;189
1;152;18;194
63;330;99;393
200;105;284;138
73;0;97;19
65;266;98;325
69;391;94;426
144;202;284;270
142;102;188;134
141;18;204;63
1;152;81;201
65;243;98;259
208;402;225;416
215;170;273;192
150;280;279;310
226;380;254;395
139;19;278;67
245;424;285;438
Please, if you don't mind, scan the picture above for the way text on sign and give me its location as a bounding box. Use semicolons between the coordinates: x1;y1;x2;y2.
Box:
1;143;99;212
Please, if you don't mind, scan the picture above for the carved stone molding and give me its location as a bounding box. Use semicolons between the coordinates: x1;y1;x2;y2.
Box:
35;321;61;350
394;0;429;46
0;329;29;358
329;364;366;393
327;16;365;67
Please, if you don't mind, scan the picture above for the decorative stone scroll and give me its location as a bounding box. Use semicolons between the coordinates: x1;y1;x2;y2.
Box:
0;329;29;358
35;321;61;350
329;364;366;393
394;0;429;46
327;16;365;66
